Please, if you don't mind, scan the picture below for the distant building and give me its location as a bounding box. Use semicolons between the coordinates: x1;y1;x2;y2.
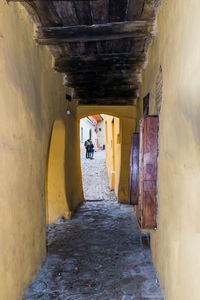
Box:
96;115;105;149
80;114;105;155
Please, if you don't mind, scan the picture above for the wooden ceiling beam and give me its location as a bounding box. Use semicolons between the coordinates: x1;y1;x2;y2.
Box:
74;88;139;99
36;20;156;44
75;85;138;92
64;72;142;85
65;72;141;79
77;98;137;106
65;68;142;76
8;0;98;2
55;53;146;66
65;80;139;89
67;52;144;61
54;62;145;73
141;0;162;18
53;53;146;72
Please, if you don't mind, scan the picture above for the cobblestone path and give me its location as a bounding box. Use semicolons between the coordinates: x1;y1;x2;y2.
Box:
24;151;164;300
81;150;117;201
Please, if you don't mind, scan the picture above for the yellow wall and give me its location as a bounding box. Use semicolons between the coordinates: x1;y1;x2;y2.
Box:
77;105;137;120
104;115;120;192
118;117;136;203
46;120;72;224
138;1;200;299
0;2;83;299
65;112;84;211
104;115;136;202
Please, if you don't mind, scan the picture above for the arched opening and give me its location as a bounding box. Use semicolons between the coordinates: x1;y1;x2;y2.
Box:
80;114;120;201
78;107;136;204
80;114;117;201
45;120;71;224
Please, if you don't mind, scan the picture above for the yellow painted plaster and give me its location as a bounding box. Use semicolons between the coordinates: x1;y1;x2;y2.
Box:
0;2;83;299
76;105;137;120
46;120;72;224
0;0;138;298
138;0;200;299
65;112;84;211
118;117;136;203
104;115;120;191
104;115;136;202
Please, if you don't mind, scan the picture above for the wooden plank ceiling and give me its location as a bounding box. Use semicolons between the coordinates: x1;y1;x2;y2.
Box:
11;0;162;105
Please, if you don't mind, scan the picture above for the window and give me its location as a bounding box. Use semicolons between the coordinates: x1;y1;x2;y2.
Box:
81;127;83;141
143;93;150;116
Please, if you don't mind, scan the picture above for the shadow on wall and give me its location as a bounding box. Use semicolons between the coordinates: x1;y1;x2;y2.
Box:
45;120;72;224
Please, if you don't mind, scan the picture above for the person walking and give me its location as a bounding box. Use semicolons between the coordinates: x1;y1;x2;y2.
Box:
88;140;94;159
84;139;90;159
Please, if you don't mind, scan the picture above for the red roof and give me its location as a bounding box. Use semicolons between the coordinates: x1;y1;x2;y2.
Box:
91;114;103;121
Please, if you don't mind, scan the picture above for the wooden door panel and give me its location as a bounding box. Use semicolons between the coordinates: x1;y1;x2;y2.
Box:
142;191;157;228
143;181;156;192
129;133;139;205
143;161;157;180
139;116;158;229
144;117;158;153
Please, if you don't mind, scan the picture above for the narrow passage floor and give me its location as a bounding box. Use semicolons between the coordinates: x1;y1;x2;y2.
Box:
81;149;117;201
24;150;163;300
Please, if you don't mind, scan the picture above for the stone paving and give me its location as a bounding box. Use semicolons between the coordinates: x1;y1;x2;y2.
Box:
24;150;164;300
81;150;117;201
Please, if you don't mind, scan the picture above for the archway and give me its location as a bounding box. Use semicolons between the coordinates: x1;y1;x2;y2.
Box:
45;120;71;224
80;114;119;201
77;106;137;204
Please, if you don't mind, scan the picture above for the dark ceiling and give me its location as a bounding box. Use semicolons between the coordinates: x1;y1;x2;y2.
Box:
11;0;162;105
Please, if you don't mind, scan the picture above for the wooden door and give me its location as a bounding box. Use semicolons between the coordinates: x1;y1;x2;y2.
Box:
139;116;158;229
129;133;139;205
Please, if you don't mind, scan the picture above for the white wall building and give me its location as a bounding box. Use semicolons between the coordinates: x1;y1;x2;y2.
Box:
97;119;105;149
80;115;105;156
80;117;96;156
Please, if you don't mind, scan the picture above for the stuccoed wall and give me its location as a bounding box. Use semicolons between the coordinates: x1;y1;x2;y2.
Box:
104;115;120;191
97;119;105;148
46;120;72;224
0;2;83;299
65;112;84;212
138;0;200;299
118;117;136;203
104;115;136;202
113;118;121;194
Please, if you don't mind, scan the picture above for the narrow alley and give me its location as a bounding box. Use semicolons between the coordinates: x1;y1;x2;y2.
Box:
81;150;117;201
24;151;163;300
2;1;200;299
